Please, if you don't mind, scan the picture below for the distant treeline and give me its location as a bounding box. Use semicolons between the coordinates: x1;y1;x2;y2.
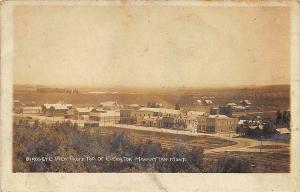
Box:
14;121;250;173
36;88;79;94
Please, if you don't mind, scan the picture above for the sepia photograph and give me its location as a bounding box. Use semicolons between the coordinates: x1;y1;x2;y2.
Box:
11;3;292;173
1;0;300;191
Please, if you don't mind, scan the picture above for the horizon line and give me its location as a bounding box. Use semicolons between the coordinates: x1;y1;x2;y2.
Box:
13;83;291;90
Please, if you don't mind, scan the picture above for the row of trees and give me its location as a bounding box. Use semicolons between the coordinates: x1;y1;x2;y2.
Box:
235;121;278;138
275;110;290;128
14;121;250;173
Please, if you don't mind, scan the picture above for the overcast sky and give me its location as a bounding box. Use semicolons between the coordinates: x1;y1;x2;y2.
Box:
13;5;290;87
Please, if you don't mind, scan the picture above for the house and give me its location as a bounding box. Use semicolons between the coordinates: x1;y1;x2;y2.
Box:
97;101;119;111
42;103;72;117
203;100;213;105
89;109;120;123
21;106;42;115
240;100;251;106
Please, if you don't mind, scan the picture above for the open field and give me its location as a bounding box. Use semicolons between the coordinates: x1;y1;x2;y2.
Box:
14;84;290;110
84;127;237;150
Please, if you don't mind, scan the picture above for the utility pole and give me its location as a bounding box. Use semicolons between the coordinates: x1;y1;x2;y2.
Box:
260;136;263;153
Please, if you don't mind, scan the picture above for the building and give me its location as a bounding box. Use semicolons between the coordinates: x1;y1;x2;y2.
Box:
219;105;232;117
210;107;219;115
141;116;162;127
21;106;42;115
89;109;120;123
97;101;119;111
147;101;164;108
13;115;35;128
69;107;94;120
134;107;181;126
128;104;140;109
84;121;99;128
197;115;238;133
232;105;246;112
42;103;72;117
175;115;190;129
160;116;177;128
120;108;137;124
203;100;213;106
187;111;207;117
13;100;23;113
240;100;251;106
226;102;237;107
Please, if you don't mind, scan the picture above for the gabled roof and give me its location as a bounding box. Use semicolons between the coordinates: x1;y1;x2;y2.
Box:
240;100;251;105
204;100;213;104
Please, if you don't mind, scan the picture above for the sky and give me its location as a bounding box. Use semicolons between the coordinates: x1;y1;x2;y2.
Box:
13;5;290;88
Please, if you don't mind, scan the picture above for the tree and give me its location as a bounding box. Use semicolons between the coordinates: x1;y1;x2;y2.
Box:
207;155;250;173
276;110;282;125
175;103;180;110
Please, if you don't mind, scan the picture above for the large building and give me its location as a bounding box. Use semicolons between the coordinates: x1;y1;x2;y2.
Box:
198;115;239;133
89;109;120;123
42;103;72;117
67;107;94;120
134;107;181;126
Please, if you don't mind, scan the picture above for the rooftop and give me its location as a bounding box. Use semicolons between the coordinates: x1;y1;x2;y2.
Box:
138;107;181;115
